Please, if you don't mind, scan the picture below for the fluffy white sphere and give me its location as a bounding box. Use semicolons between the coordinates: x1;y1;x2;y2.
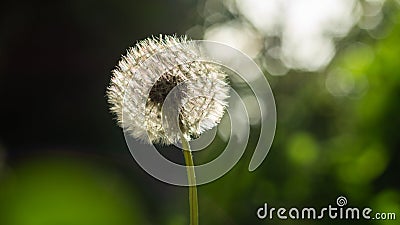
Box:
107;35;229;145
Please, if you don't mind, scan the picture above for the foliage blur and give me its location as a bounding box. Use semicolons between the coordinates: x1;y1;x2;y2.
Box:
0;0;399;225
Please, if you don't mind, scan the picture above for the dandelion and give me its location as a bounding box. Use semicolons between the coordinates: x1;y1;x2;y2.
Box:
107;35;230;225
107;35;229;145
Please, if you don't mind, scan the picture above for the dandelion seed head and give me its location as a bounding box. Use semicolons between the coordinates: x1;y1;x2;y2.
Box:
107;35;229;145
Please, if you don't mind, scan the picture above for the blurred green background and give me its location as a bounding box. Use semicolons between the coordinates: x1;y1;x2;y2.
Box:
0;0;399;224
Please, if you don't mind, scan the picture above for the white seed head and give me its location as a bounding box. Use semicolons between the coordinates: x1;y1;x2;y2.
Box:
107;35;229;145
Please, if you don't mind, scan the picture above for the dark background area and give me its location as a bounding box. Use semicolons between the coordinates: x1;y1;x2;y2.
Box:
0;1;200;224
0;0;197;152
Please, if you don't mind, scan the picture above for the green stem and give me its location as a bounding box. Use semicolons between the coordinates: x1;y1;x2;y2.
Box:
181;135;198;225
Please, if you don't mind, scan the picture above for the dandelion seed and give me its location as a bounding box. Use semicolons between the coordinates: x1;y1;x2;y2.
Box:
107;35;229;145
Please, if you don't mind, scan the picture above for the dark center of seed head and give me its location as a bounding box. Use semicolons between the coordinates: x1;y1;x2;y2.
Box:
148;74;183;105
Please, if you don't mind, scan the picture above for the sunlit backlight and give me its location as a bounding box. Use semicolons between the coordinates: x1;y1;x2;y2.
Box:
202;0;373;72
204;21;263;58
326;68;356;97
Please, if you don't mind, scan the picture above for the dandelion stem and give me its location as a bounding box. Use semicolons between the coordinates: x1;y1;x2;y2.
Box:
181;134;198;225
